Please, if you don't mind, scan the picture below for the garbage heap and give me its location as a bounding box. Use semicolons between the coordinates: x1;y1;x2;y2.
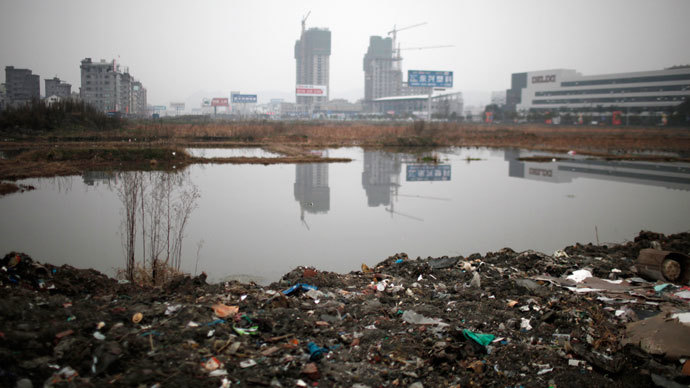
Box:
1;230;689;388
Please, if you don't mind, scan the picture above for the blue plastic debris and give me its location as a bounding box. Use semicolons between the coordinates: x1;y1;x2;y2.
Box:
206;319;226;326
282;283;318;295
307;342;330;361
139;330;162;337
395;259;404;264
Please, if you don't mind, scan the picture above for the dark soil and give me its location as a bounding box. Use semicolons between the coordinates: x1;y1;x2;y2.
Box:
1;231;689;387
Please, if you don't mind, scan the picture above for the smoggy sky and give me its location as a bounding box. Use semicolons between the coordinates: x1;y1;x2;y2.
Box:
1;0;689;108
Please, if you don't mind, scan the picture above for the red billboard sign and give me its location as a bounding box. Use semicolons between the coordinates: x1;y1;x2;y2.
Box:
211;98;229;107
295;84;327;96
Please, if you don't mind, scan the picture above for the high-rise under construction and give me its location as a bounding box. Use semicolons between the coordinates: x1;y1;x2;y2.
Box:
363;36;401;111
294;18;331;110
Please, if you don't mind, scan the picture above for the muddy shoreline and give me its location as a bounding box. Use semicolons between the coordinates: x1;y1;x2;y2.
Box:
1;231;689;387
1;123;689;182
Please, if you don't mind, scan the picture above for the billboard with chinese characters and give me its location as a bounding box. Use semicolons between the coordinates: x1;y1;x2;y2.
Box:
406;164;451;181
296;84;327;96
211;98;229;107
170;102;185;110
408;70;453;88
231;94;258;103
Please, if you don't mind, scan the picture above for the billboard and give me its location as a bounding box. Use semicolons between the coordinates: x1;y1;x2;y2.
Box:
202;98;211;107
211;98;229;107
231;94;258;103
296;84;327;96
152;105;166;111
406;164;451;182
170;102;185;110
408;70;453;88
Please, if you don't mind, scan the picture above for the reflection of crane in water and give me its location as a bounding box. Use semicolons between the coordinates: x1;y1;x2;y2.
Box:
300;205;311;231
385;186;453;223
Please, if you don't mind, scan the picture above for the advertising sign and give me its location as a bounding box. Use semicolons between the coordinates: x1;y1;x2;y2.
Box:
296;84;327;96
152;105;166;111
231;94;258;103
202;98;211;107
170;102;185;110
211;98;229;107
408;70;453;88
406;164;451;182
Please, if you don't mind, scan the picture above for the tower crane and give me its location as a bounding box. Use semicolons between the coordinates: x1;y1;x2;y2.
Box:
400;45;455;51
387;22;427;64
301;11;311;34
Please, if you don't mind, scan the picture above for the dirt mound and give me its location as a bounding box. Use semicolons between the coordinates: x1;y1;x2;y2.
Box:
1;231;689;387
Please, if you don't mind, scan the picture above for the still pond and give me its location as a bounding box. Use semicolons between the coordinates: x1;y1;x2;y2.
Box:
1;147;689;284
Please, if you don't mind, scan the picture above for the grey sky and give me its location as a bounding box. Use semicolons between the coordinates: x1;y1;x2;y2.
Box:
1;0;689;107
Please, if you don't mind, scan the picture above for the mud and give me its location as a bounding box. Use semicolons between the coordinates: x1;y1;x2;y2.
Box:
1;231;689;387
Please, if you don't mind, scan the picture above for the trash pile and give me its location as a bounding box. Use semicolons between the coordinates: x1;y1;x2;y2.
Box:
1;230;689;387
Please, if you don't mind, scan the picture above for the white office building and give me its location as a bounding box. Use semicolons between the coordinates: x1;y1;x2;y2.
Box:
506;67;690;113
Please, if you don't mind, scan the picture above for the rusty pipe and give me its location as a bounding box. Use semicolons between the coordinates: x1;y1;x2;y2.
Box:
636;248;690;285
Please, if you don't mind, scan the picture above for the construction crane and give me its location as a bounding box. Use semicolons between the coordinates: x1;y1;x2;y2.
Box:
400;45;455;51
301;11;311;34
387;22;427;64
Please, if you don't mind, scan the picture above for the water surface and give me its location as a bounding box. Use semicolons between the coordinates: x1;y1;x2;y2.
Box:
1;147;689;284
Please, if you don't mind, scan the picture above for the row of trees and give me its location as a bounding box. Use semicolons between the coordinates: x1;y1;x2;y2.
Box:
0;99;122;131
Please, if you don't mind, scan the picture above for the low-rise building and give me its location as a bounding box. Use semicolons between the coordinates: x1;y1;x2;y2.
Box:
45;77;71;99
372;91;463;118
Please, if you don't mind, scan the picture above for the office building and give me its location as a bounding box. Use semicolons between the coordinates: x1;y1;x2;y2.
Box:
295;25;331;109
506;67;690;113
45;77;71;99
5;66;40;106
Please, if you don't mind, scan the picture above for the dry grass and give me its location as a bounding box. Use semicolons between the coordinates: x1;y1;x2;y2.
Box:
115;261;186;287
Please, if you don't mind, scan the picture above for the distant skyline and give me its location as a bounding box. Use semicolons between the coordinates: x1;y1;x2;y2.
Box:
2;0;689;108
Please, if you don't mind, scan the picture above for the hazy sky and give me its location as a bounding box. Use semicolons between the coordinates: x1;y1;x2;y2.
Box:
1;0;689;107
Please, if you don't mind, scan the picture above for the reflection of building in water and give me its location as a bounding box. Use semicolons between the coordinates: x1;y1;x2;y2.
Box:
505;149;690;190
82;171;116;186
294;163;330;223
362;151;401;206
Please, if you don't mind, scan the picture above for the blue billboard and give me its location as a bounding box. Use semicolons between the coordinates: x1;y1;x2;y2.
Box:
231;94;258;103
408;70;453;88
406;164;451;181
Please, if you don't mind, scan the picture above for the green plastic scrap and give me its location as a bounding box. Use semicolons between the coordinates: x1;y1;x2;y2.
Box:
462;329;495;347
233;325;259;336
654;283;671;292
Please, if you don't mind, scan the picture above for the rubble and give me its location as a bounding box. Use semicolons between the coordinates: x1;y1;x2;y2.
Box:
0;231;689;387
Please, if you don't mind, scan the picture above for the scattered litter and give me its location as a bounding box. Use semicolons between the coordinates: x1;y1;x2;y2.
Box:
462;329;495;347
282;283;318;295
401;310;449;327
239;359;257;368
212;303;239;318
567;269;592;283
307;342;330;361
